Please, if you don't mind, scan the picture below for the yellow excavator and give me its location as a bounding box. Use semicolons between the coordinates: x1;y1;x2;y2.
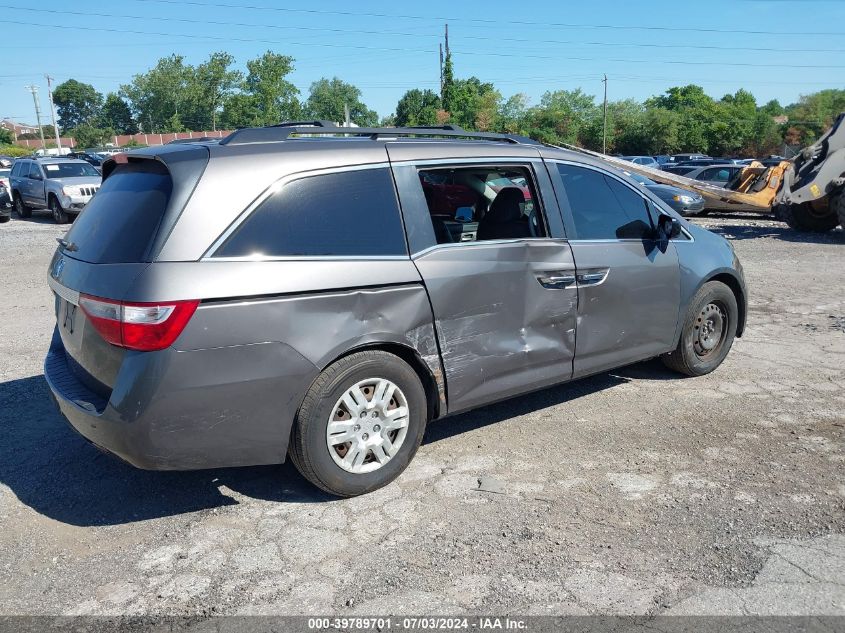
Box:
566;112;845;233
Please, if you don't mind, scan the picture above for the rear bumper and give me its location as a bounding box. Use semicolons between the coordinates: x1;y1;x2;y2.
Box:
44;328;319;470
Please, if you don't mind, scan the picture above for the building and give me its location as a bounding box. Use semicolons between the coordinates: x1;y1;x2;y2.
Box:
1;118;39;139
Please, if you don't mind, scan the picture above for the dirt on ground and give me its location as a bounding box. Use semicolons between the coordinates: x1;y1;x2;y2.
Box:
0;212;842;617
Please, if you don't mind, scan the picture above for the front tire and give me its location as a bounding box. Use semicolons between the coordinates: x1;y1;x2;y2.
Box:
49;196;69;224
13;195;31;219
662;281;738;377
289;350;427;497
777;201;838;232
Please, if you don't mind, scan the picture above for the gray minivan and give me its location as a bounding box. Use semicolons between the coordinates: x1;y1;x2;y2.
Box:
45;124;746;497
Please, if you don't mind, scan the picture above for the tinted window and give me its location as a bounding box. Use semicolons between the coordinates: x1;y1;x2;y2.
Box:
28;163;42;179
557;164;654;240
10;162;21;177
216;168;406;258
63;160;172;264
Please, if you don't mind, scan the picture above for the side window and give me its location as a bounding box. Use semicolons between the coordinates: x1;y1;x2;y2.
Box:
214;167;407;258
28;163;42;179
417;164;547;245
10;162;20;177
556;164;654;240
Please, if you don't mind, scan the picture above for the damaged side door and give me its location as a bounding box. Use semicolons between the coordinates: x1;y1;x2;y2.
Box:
389;151;578;414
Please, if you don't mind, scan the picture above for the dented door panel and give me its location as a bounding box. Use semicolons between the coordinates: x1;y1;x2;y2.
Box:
413;240;577;414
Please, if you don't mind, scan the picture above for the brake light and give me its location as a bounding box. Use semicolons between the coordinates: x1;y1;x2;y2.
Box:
79;294;199;351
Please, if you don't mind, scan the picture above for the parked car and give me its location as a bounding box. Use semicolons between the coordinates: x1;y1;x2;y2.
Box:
621;155;660;169
653;155;670;166
0;182;11;223
682;164;745;187
662;153;711;169
44;124;746;497
673;158;739;168
9;158;102;223
622;170;705;216
67;151;106;168
662;165;699;177
0;168;11;192
0;155;14;168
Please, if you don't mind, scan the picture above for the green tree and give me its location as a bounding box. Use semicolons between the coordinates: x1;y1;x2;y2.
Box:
497;93;530;135
648;85;716;153
760;99;785;117
0;126;12;144
785;89;845;144
193;52;242;131
121;54;192;133
53;79;103;131
304;77;377;126
69;123;114;149
100;93;138;134
445;77;499;130
395;89;441;127
525;88;598;145
441;53;455;112
232;51;301;127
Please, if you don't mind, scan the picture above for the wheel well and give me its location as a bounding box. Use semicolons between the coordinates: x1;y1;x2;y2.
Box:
707;273;746;337
331;343;442;421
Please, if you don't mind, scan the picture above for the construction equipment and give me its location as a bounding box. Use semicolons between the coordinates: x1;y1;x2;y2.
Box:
561;145;790;214
773;112;845;232
563;112;845;232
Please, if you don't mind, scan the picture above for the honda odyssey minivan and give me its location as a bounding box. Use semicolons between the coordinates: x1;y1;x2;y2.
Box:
45;123;746;497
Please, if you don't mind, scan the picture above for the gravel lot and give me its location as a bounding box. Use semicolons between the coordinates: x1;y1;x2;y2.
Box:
0;212;843;617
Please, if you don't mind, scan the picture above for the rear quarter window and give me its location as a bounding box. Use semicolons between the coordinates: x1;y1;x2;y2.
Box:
214;167;407;258
64;160;172;264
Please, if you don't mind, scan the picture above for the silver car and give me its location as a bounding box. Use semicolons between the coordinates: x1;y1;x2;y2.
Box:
44;124;747;497
9;158;101;223
683;164;744;188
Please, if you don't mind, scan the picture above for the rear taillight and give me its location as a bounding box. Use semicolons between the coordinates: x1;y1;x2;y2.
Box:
79;294;199;351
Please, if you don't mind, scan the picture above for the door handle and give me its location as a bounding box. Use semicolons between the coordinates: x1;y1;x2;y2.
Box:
537;273;576;289
576;270;609;286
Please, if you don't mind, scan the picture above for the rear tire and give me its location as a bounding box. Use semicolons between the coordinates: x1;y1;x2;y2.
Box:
13;195;31;219
289;350;427;497
777;201;838;232
0;214;10;224
661;281;738;377
49;196;70;224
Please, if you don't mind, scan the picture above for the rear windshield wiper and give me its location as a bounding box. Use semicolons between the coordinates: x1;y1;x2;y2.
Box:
56;237;78;252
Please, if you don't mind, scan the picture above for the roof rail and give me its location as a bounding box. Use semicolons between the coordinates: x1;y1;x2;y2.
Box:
219;122;539;146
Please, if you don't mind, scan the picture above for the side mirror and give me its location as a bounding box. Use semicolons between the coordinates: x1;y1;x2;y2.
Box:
657;213;682;239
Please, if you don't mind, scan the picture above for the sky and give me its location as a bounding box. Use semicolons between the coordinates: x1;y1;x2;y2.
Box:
1;0;844;127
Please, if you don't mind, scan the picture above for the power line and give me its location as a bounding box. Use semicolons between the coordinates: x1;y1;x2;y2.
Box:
4;19;843;70
125;0;845;37
4;5;844;54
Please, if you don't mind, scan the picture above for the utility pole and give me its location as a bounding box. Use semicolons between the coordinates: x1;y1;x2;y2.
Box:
25;85;47;151
439;42;444;98
45;74;61;151
602;74;608;155
445;23;449;57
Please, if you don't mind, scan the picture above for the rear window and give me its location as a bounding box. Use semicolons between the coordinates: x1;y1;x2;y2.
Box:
63;160;172;264
214;167;406;258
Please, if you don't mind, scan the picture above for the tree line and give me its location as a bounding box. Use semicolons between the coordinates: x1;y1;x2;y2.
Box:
23;49;845;155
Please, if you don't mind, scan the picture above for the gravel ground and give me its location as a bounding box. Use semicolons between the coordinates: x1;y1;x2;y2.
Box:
0;212;843;617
